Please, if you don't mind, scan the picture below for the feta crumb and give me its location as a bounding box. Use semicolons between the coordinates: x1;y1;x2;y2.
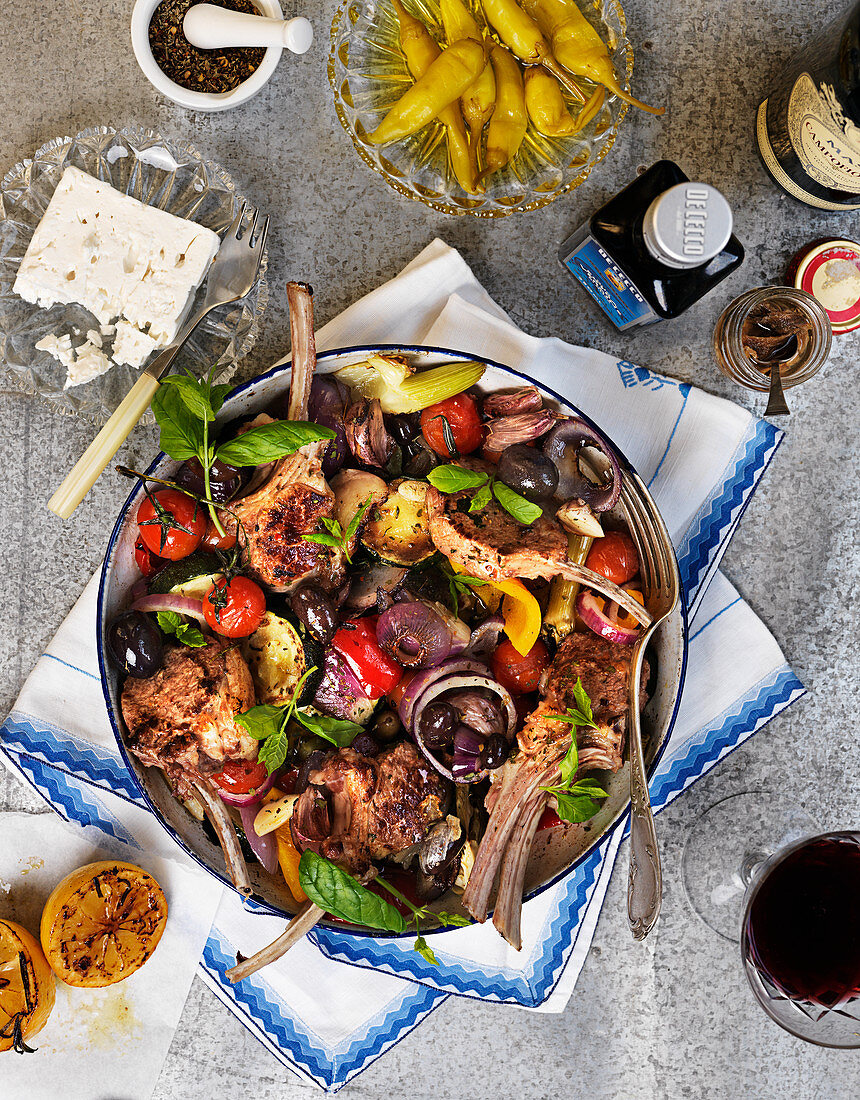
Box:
66;341;112;388
36;333;75;368
86;328;103;348
113;321;158;369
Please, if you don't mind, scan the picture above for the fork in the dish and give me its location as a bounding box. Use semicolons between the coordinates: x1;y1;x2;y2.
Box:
619;471;681;940
48;202;269;520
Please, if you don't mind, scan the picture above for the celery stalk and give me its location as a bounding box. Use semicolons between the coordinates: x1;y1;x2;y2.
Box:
390;361;486;413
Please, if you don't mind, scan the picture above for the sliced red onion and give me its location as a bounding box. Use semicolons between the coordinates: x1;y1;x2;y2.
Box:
482;386;543;417
543;418;623;513
399;593;471;655
445;690;504;736
483;410;560;452
131;593;208;626
465;615;505;661
131;578;149;602
313;651;371;720
376;601;452;669
397;658;496;731
216;769;276;807
309;375;350;478
576;589;640;645
238;801;279;875
451;726;488;783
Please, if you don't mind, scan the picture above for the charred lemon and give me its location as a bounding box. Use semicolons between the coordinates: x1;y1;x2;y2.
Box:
40;861;167;988
0;918;56;1053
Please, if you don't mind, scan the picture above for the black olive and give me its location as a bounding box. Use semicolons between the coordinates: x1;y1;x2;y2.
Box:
387;413;421;448
497;444;559;502
108;611;164;678
351;732;381;757
290;584;338;644
418;702;460;750
479;733;510;771
175;456;246;503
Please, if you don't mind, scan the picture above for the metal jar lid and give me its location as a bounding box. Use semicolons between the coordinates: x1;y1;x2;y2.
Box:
789;239;860;334
642;182;733;270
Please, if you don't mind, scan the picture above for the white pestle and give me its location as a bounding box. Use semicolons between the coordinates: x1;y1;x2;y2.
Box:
182;3;313;55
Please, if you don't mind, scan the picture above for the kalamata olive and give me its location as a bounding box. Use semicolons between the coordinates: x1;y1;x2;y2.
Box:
290;584;338;644
293;731;328;762
387;413;421;448
497;444;559;502
418;701;460;750
479;732;510;771
108;611;164;678
374;709;401;742
351;732;381;757
175;457;246;504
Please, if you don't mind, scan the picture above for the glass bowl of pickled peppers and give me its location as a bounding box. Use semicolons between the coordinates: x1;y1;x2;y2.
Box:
328;0;662;216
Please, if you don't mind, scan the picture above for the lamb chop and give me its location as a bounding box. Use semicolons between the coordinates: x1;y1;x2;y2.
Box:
227;741;451;982
229;282;346;592
462;632;649;949
121;637;257;894
426;487;651;627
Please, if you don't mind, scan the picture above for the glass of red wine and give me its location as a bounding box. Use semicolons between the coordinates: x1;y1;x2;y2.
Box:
682;793;860;1047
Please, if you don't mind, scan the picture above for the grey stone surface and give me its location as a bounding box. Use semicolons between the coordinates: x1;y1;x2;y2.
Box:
1;0;859;1096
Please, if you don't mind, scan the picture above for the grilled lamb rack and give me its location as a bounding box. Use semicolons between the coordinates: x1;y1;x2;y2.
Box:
462;633;648;949
425;487;651;627
230;282;346;592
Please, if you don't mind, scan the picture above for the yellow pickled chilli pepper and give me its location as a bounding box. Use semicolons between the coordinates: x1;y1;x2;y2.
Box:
522;0;663;114
439;0;496;163
391;0;482;194
479;0;586;103
524;67;605;137
368;37;486;145
482;43;528;181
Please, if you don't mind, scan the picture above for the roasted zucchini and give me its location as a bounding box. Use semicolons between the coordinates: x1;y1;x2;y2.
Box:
240;607;324;707
361;478;435;567
148;552;224;599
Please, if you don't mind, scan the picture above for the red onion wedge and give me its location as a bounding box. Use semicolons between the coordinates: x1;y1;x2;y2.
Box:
217;770;276;807
131;594;208;626
397;658;496;731
237;802;279;875
576;589;640;645
377;601;452;668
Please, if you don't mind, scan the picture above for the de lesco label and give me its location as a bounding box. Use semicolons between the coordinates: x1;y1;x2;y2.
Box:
563;238;658;330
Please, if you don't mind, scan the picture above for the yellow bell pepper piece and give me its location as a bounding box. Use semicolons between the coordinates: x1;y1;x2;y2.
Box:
275;825;308;905
450;560;541;655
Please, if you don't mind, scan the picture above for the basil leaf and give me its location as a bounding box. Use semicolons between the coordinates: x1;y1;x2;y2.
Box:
426;465;489;493
258;726;291;773
152;384;205;461
160;373;216;423
553;791;604;824
295;710;363;748
436;911;471;928
216;421;336;466
343;495;374;543
298;852;406;932
557;736;579;788
469;482;492;513
568;778;608;798
319;516;343;538
492;480;543;526
414;933;439;965
235;705;286;741
175;622;206;648
156;610;182;633
571;677;597;728
302;532;342;550
209;383;233;417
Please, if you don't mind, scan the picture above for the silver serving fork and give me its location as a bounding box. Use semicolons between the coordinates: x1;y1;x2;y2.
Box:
48;203;269;519
619;471;681;939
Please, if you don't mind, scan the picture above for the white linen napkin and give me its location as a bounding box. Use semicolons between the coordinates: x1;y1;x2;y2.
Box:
0;240;805;1092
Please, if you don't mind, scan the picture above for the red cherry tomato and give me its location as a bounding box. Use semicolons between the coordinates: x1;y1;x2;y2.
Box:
491;638;550;695
134;535;166;578
585;531;640;586
331;618;403;699
211;758;269;796
538;807;563;831
201;518;238;552
203;575;267;638
420;393;483;458
137;489;207;561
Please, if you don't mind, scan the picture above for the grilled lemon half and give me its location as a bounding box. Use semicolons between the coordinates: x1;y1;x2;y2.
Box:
0;918;56;1053
40;861;168;988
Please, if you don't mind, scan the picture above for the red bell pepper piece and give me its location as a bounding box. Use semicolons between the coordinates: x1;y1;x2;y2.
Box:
331;618;403;699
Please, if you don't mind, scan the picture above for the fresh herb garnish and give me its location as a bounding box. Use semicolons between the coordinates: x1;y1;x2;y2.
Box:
298;852;470;963
152;368;334;534
426;465;543;526
302;495;374;564
439;559;488;612
235;667;363;773
156;610;207;648
540;679;608;825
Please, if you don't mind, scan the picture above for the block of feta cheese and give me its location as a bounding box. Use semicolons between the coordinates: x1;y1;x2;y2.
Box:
14;166;219;351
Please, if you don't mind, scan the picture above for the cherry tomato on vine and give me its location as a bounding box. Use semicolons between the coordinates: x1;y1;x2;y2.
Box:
491;638;550;695
211;758;269;796
201;518;238;552
585;531;640;586
134;535;166;577
420;393;483;458
136;489;207;561
203;575;266;638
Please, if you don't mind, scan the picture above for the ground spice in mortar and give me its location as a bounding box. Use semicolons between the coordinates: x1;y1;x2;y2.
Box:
149;0;266;93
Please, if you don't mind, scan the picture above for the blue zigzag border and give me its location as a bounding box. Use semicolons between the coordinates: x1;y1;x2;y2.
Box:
312;664;805;1003
200;929;446;1092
